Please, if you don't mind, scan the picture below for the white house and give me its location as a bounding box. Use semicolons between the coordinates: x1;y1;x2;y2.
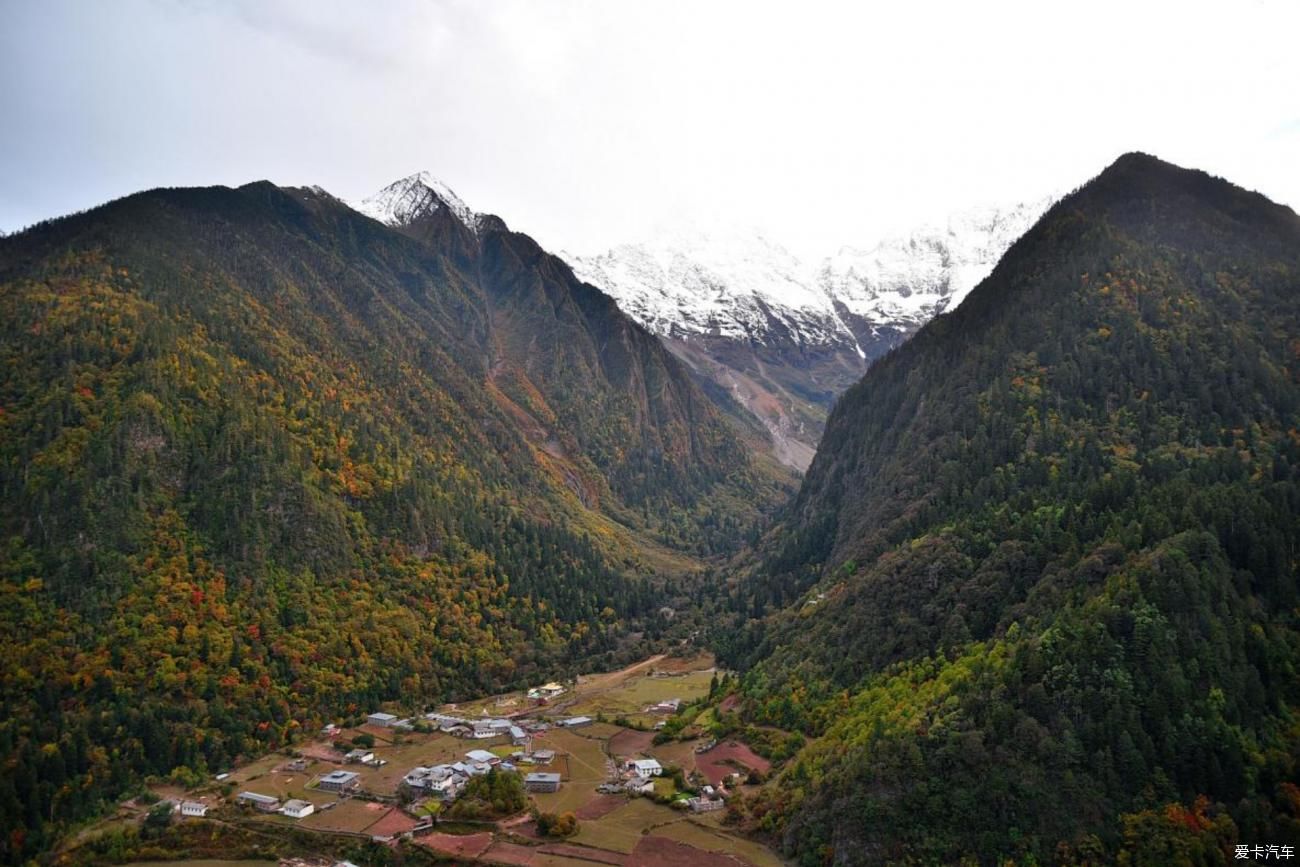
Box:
282;799;315;819
626;758;663;776
367;712;399;727
179;801;208;817
527;682;565;700
345;749;375;764
465;749;499;764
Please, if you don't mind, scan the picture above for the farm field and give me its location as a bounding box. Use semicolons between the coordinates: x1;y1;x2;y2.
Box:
297;798;392;834
481;841;599;867
542;729;610;782
534;842;628;864
653;818;785;867
628;835;757;867
416;831;494;860
645;737;703;775
571;797;676;854
607;729;656;759
694;740;772;787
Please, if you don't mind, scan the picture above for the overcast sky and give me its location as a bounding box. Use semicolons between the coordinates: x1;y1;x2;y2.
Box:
3;0;1298;257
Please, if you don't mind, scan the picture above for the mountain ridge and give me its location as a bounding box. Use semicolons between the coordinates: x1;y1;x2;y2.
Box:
717;152;1300;863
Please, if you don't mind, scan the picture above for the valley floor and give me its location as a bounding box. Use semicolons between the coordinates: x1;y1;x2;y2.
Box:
63;653;786;867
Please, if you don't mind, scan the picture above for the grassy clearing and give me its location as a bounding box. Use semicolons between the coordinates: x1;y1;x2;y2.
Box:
529;784;593;818
226;764;324;804
564;670;715;725
297;798;390;834
223;754;286;786
646;738;701;775
543;729;608;782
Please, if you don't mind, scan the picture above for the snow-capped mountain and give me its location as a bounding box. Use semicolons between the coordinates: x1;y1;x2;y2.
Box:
567;228;865;355
568;196;1056;351
350;171;482;231
818;196;1057;332
563;196;1056;469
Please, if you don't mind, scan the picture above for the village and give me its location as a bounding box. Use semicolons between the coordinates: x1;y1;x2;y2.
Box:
135;652;783;867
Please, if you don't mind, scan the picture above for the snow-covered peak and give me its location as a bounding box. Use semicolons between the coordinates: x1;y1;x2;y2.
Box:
564;195;1056;354
820;195;1057;326
351;172;479;231
566;227;862;351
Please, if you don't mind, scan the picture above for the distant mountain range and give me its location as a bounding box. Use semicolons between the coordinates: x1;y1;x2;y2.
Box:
564;197;1056;468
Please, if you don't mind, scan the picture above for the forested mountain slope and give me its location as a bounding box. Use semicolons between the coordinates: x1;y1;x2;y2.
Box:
0;180;784;861
720;153;1300;863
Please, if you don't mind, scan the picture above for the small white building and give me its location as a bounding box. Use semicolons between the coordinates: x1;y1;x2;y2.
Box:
627;758;663;777
557;716;593;728
367;712;399;727
465;749;499;764
179;801;209;817
282;799;315;819
528;682;566;700
345;749;375;764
